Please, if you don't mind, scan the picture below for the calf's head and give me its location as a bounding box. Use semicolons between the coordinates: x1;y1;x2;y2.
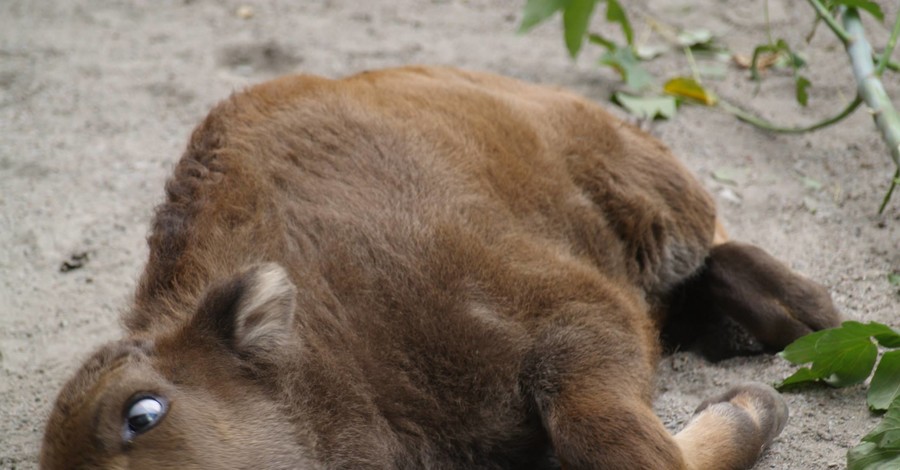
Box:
40;264;316;470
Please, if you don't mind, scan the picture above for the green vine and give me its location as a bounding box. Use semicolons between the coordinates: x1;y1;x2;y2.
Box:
517;0;900;211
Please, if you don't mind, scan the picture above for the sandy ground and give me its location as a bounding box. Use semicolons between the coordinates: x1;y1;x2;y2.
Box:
1;0;898;468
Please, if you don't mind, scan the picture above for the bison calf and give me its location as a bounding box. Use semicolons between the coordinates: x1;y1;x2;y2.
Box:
42;66;840;470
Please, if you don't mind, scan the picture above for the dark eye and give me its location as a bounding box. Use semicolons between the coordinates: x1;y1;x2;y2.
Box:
126;396;166;436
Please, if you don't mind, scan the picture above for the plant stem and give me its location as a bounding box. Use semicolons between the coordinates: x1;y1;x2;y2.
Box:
806;0;852;45
684;46;701;83
882;58;900;73
806;16;822;43
843;8;900;169
876;7;900;77
843;7;900;212
718;96;861;134
880;168;900;214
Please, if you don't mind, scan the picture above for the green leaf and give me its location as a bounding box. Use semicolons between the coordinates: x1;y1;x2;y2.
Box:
848;399;900;469
604;0;633;45
865;322;900;348
711;168;741;186
833;321;900;336
636;42;669;60
677;29;713;48
780;328;832;364
869;351;900;411
776;39;806;69
848;442;900;470
875;327;900;348
790;50;807;69
777;367;821;390
519;0;567;33
834;0;885;22
796;75;811;106
778;320;897;364
663;77;717;105
599;46;655;91
801;175;823;190
613;93;677;120
563;0;597;57
696;63;728;80
889;273;900;286
588;32;617;51
778;321;895;388
817;339;877;387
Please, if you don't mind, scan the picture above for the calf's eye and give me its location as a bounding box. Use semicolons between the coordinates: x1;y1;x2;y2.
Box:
126;396;166;435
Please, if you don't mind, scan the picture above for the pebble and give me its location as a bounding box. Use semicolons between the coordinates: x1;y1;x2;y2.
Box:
236;5;254;19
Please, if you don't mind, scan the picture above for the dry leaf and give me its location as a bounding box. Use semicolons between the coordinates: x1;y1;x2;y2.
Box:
663;77;717;105
733;52;779;71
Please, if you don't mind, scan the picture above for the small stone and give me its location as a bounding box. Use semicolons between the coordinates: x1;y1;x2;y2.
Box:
718;187;742;205
236;5;254;19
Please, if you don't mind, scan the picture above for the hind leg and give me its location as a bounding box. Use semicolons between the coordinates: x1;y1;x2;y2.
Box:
664;221;842;359
702;240;841;350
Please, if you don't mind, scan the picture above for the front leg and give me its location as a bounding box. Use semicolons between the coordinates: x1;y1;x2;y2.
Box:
523;303;788;470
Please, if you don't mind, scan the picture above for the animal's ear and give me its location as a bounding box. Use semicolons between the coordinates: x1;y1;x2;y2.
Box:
194;263;297;355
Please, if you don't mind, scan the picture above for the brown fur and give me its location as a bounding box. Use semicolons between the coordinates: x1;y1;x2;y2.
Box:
41;66;841;469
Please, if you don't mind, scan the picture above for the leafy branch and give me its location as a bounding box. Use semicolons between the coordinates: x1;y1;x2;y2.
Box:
517;0;900;212
778;321;900;469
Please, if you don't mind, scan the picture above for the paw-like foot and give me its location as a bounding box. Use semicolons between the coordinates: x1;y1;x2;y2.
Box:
676;383;789;470
696;383;789;449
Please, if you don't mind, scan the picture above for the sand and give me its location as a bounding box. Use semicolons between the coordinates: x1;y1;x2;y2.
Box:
1;1;897;468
